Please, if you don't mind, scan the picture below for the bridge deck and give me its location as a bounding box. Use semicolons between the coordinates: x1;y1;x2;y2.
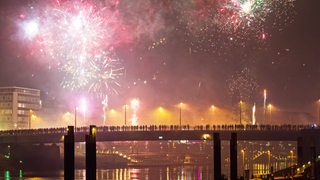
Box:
0;124;317;144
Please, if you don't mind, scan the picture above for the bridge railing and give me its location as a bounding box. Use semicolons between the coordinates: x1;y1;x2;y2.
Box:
0;124;315;137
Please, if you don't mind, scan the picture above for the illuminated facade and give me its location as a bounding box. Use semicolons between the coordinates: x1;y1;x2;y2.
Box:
0;87;41;130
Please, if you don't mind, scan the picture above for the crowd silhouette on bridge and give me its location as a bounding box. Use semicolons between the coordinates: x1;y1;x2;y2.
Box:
0;124;316;136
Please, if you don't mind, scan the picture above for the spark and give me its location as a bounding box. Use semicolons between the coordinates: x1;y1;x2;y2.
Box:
102;95;108;126
228;67;259;103
177;0;295;52
19;0;123;100
22;20;39;39
130;98;140;126
252;103;256;125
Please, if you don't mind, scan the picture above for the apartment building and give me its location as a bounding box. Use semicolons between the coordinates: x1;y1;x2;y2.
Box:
0;86;41;130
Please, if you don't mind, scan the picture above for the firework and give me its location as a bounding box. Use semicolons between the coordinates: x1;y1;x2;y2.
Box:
21;20;39;39
175;0;295;52
102;95;108;126
17;0;296;101
252;103;256;125
227;67;259;103
19;0;123;99
130;98;140;126
60;48;124;99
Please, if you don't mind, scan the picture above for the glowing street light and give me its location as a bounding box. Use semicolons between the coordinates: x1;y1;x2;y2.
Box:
153;106;170;124
290;150;294;166
290;150;294;177
179;102;183;127
211;105;215;122
267;150;271;173
158;106;163;112
239;101;243;125
268;104;272;122
124;104;128;125
241;149;245;173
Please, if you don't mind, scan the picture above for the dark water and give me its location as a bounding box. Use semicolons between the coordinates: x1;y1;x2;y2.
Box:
0;166;214;180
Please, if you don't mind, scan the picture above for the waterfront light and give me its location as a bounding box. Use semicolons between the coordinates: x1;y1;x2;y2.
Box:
149;106;172;125
268;103;272;122
267;150;271;172
91;125;96;137
158;106;164;112
106;109;121;125
210;105;215;122
241;149;245;173
202;134;211;140
290;150;294;166
239;101;243;125
179;102;184;127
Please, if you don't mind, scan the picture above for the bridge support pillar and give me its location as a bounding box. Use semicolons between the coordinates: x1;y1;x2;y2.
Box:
86;125;97;180
297;137;303;166
64;126;74;180
311;139;317;180
230;133;237;180
214;133;221;180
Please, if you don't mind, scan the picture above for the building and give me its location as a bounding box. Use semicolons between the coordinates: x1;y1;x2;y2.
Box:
0;86;41;130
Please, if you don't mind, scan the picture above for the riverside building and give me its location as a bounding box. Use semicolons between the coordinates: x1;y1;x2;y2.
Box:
0;86;41;130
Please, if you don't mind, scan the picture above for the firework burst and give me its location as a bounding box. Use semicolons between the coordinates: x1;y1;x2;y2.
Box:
175;0;295;52
227;67;259;103
19;0;123;100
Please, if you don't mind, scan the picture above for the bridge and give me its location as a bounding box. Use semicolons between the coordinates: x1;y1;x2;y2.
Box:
1;124;319;179
0;124;315;144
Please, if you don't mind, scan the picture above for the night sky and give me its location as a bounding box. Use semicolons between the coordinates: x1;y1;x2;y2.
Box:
0;0;319;122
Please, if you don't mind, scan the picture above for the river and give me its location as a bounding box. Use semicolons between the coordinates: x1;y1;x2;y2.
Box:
1;166;214;180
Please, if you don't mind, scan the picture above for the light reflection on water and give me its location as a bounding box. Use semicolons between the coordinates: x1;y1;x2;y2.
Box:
1;166;213;180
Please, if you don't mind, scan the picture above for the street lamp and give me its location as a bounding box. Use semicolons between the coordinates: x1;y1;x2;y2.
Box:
179;102;183;127
268;104;272;122
239;101;243;125
211;105;215;122
267;150;271;173
124;104;128;126
290;150;294;166
290;150;294;177
241;149;245;173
